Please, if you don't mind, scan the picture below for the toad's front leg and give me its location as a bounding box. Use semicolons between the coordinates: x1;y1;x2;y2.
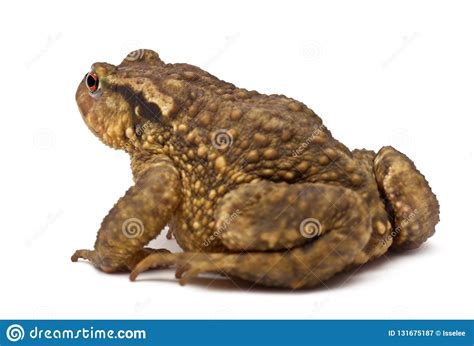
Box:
71;159;181;273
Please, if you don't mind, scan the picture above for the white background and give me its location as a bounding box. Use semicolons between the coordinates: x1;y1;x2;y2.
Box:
0;0;472;319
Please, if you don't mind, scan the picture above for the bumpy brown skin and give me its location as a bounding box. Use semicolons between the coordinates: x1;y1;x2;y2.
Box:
72;49;440;289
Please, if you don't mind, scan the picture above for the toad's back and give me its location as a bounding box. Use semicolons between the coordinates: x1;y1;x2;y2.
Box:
160;62;358;188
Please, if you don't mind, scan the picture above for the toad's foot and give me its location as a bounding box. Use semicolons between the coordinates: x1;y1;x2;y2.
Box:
374;146;440;250
130;252;238;284
72;248;171;273
129;252;178;281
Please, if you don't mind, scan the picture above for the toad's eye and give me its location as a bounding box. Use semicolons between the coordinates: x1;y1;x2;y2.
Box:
85;72;100;94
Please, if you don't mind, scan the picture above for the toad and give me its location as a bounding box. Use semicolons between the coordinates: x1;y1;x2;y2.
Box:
72;49;440;289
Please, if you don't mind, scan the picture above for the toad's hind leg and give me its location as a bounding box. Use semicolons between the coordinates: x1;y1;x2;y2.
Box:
131;181;372;289
374;146;440;250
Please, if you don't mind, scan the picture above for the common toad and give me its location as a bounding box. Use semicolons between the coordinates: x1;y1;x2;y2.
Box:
72;50;440;289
